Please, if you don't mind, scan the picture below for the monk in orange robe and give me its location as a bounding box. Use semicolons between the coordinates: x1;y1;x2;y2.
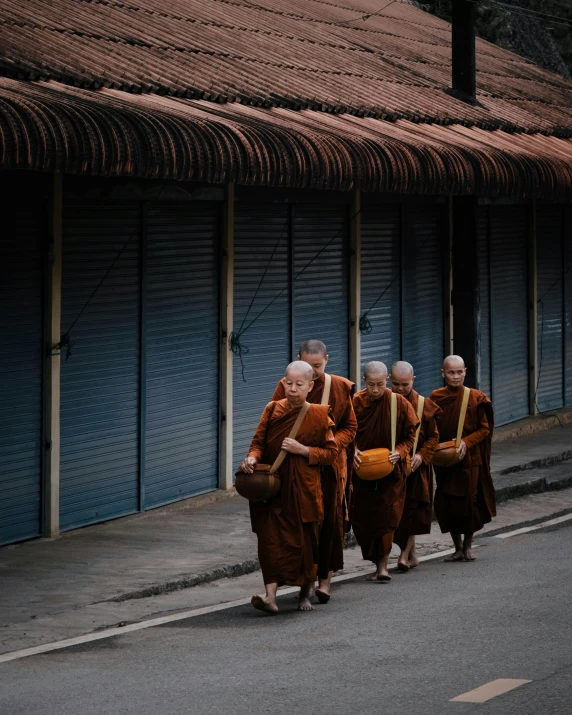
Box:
272;339;357;603
430;355;495;562
352;361;419;582
390;361;441;571
240;361;337;614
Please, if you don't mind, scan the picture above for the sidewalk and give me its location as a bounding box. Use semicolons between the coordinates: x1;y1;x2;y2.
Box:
1;416;571;651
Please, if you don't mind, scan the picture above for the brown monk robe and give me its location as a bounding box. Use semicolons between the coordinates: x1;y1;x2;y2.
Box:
272;339;357;603
241;361;337;614
390;361;441;571
430;355;495;563
352;361;419;582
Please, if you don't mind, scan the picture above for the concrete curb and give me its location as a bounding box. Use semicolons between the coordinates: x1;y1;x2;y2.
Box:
495;473;572;503
494;450;572;476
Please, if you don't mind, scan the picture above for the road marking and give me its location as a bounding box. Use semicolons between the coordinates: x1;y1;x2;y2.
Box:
494;512;572;539
450;678;531;703
0;546;456;664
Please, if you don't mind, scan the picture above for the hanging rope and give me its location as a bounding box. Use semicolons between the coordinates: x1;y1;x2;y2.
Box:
52;231;136;360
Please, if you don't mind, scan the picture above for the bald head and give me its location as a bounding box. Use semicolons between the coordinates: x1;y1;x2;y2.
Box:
363;361;388;380
363;361;388;400
284;361;314;407
442;354;467;388
443;355;465;370
286;361;313;381
299;339;327;358
391;361;414;380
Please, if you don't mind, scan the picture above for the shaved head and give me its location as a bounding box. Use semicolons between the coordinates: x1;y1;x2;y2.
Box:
443;355;465;370
363;361;388;380
286;360;313;381
299;339;327;358
391;361;414;380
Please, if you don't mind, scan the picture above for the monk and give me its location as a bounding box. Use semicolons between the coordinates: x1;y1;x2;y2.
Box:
240;361;337;614
272;339;357;603
352;361;419;582
430;355;495;562
390;361;441;571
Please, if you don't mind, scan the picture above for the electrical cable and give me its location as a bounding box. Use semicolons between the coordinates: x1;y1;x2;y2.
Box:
480;0;572;27
240;0;397;28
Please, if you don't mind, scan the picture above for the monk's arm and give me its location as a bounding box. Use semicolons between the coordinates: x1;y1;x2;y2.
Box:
334;401;358;451
463;410;490;450
417;419;439;464
247;405;271;462
308;428;338;466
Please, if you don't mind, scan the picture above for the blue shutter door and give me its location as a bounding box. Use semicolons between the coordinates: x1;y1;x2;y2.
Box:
60;203;141;530
0;204;43;545
233;203;291;470
477;206;492;397
293;204;349;376
360;203;402;369
536;206;564;413
402;204;444;396
144;203;219;507
490;206;529;425
565;208;572;407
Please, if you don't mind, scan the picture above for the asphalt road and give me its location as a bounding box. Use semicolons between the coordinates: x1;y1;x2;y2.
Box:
2;522;571;715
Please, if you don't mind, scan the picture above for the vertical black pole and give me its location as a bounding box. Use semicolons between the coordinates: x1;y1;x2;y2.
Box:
452;0;477;102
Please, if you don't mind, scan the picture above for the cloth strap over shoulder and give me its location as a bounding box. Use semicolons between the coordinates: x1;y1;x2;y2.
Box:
455;387;471;448
321;373;332;406
391;392;397;453
412;395;425;456
270;401;311;473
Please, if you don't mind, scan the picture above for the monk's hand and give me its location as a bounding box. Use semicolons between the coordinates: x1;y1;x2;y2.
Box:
457;440;468;460
410;454;423;472
282;438;310;458
353;449;363;471
389;450;401;464
240;456;257;473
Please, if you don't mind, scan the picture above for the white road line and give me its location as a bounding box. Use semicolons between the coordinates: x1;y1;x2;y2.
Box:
0;547;456;664
494;512;572;539
450;678;531;703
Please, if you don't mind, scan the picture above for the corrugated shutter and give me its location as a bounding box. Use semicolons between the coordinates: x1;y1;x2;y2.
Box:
60;203;140;530
233;203;291;469
0;204;43;545
360;204;402;369
490;206;529;425
144;203;219;507
477;206;492;397
565;208;572;407
402;204;444;396
536;206;564;413
293;204;349;376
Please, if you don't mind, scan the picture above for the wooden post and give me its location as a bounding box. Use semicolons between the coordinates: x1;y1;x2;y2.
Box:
349;190;361;388
528;200;538;415
445;196;454;356
452;0;476;102
219;184;234;490
45;173;62;538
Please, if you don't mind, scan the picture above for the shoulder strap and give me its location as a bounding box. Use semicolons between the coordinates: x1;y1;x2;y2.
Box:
412;395;424;456
270;401;311;473
455;387;471;448
321;373;332;406
391;392;397;452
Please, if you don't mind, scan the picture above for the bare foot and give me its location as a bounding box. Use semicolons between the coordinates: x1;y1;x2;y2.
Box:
315;585;331;604
397;560;410;572
444;552;464;562
366;571;391;582
251;594;278;614
463;548;477;561
298;596;314;611
408;555;420;568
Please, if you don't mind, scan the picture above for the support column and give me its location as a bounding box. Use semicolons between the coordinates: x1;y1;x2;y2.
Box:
528;200;538;415
452;195;480;386
45;173;62;538
445;196;454;355
349;190;361;388
219;184;234;490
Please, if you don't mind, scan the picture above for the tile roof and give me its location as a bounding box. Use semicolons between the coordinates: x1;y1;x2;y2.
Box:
1;0;572;197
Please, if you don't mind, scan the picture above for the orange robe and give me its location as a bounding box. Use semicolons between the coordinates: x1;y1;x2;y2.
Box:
352;388;419;563
273;373;357;578
430;386;495;535
247;399;337;586
394;390;441;549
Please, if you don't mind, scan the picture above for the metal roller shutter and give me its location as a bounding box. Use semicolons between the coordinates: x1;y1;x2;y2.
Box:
490;206;529;425
360;204;402;370
565;208;572;406
293;204;349;376
477;206;492;397
0;204;44;545
60;203;141;530
402;205;444;396
233;203;291;469
144;203;219;507
536;206;564;413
